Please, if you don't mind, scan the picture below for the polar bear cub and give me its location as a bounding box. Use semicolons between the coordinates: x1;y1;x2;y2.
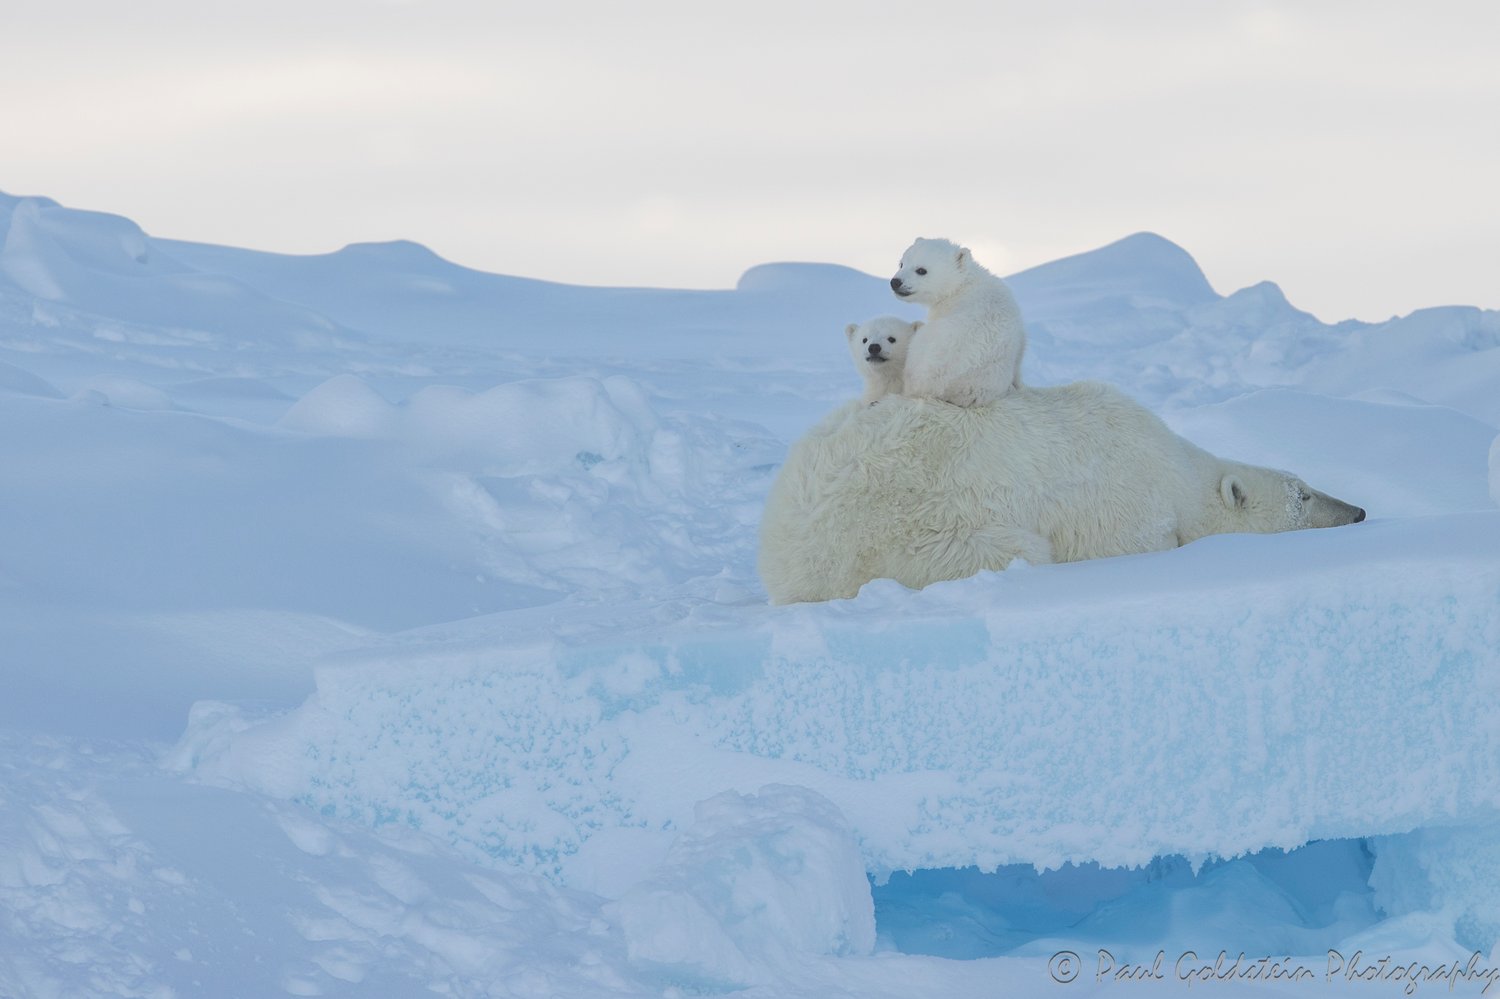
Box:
890;237;1026;407
846;316;922;404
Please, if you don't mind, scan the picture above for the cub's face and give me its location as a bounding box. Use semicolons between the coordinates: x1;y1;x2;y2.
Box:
845;316;921;373
890;237;969;305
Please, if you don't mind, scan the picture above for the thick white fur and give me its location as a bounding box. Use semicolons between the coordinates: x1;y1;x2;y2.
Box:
846;316;921;405
758;385;1365;604
891;237;1026;407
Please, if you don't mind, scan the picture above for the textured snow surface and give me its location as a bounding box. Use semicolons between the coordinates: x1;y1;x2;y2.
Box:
176;517;1500;879
3;189;1499;996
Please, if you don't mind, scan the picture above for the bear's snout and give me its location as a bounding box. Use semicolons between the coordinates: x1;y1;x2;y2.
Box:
890;276;909;296
867;343;883;357
1353;507;1366;523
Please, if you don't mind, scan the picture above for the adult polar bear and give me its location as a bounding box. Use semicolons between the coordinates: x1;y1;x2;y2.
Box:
758;384;1365;605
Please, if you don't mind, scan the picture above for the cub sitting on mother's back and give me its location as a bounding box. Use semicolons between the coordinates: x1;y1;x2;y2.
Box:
890;237;1026;407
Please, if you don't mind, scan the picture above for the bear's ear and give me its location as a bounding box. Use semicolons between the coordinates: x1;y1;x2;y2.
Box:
1220;475;1246;509
845;323;859;340
910;320;924;333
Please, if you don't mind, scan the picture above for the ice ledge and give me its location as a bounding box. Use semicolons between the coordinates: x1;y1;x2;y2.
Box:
173;511;1500;944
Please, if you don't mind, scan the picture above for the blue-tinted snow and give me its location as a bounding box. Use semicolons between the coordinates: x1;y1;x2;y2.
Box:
2;189;1498;997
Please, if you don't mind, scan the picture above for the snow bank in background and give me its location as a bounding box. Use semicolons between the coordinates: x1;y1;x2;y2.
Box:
1164;388;1498;517
0;371;777;635
73;374;177;410
282;371;778;600
282;373;663;480
1490;433;1500;506
1299;307;1500;426
0;195;355;349
0;358;61;397
607;785;875;989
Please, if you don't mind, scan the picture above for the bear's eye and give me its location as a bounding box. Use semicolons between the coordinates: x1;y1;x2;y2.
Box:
861;337;868;344
887;336;896;343
1298;491;1311;502
915;267;928;276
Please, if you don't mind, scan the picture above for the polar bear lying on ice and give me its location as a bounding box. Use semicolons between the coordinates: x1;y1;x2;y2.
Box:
757;384;1365;605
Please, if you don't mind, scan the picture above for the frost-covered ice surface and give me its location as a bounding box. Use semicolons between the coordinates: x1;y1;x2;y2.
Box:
3;190;1499;997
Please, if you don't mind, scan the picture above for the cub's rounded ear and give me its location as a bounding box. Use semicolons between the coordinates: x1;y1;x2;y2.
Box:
909;320;924;332
845;323;859;340
1220;475;1246;509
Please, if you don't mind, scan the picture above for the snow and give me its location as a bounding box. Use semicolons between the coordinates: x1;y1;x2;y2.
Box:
1492;433;1500;506
605;785;876;989
2;187;1498;997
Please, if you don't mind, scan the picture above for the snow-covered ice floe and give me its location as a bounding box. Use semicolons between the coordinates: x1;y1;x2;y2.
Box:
4;190;1500;996
170;508;1500;942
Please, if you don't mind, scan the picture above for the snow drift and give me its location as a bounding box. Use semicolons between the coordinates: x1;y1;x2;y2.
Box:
3;188;1499;996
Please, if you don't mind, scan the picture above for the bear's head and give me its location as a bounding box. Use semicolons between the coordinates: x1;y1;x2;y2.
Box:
846;316;922;374
1216;464;1366;534
891;237;973;305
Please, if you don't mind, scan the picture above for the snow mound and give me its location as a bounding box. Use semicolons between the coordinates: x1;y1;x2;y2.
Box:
73;375;176;411
1299;306;1500;426
1491;434;1500;507
0;195;354;346
278;373;396;437
607;785;875;989
0;359;61;397
400;376;661;477
2;374;778;644
275;371;774;598
735;262;885;296
1164;389;1498;517
1009;232;1219;313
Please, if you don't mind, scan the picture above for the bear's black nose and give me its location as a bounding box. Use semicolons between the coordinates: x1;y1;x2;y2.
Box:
1353;508;1366;523
889;277;903;292
867;343;882;356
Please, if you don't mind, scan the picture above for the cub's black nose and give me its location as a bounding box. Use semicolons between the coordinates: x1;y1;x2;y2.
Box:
867;343;882;356
1353;508;1366;523
889;277;903;292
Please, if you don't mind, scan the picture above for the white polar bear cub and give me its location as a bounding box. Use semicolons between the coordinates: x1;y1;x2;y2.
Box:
846;316;922;404
891;237;1025;407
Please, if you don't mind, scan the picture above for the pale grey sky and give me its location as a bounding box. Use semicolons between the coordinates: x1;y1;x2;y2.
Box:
3;0;1496;322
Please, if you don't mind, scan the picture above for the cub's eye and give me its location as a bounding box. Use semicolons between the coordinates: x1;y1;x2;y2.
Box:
915;267;928;276
887;336;896;343
861;337;869;343
1298;492;1311;502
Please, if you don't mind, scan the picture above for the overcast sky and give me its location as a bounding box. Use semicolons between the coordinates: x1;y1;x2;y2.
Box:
3;0;1496;322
